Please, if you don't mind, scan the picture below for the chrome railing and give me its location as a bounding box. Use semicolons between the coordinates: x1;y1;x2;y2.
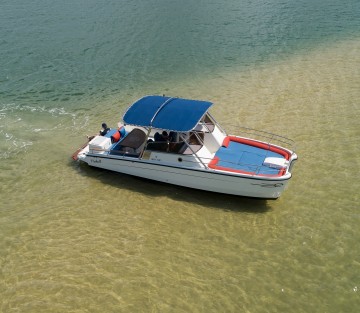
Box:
224;125;296;153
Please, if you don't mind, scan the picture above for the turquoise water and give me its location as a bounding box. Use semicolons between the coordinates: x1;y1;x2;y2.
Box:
1;0;359;107
1;1;360;312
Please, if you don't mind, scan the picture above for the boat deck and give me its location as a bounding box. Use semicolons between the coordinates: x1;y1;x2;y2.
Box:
208;136;290;177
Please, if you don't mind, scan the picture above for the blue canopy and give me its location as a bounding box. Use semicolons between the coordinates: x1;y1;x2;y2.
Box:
123;95;213;132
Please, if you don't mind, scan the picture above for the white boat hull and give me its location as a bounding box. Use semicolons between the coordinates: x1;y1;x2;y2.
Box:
73;95;298;199
80;154;294;199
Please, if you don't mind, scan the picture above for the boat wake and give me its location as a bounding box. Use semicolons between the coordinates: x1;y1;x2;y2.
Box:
0;103;84;159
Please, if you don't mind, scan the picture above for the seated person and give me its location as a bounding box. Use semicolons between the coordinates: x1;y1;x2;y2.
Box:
154;131;169;142
99;123;110;136
86;122;110;141
169;131;177;142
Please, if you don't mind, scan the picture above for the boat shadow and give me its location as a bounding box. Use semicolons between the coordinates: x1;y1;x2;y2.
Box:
71;161;271;213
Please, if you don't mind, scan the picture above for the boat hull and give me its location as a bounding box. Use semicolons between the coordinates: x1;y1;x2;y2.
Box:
80;154;295;199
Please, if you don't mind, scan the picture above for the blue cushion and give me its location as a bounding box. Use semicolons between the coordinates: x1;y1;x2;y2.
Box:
119;127;126;137
104;128;118;138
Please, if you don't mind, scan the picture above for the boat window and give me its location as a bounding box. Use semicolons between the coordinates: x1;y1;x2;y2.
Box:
178;132;204;155
202;114;215;132
144;130;204;155
189;132;204;145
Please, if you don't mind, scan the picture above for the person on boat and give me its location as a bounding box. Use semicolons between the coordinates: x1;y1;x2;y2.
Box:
169;131;177;142
86;122;110;141
154;131;169;142
99;123;110;136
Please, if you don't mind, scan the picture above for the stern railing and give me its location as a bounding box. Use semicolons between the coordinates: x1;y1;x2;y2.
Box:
224;125;296;153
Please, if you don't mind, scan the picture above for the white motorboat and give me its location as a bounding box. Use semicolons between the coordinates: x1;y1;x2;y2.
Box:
72;95;298;199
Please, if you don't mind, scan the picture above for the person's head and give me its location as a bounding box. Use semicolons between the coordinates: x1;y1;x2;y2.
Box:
102;123;107;129
162;131;168;138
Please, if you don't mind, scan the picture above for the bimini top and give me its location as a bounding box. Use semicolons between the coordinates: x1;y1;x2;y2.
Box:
122;95;213;132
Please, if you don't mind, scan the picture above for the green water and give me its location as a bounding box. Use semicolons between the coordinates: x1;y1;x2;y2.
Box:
1;0;360;312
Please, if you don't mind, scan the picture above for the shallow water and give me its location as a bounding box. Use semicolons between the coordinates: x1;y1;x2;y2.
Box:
1;1;360;312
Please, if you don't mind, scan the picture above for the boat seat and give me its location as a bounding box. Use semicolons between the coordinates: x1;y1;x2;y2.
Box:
104;128;119;139
169;142;187;153
145;141;187;154
109;128;146;157
146;142;168;152
116;128;146;149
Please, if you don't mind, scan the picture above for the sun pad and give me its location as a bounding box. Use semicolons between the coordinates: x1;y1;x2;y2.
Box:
209;137;288;176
